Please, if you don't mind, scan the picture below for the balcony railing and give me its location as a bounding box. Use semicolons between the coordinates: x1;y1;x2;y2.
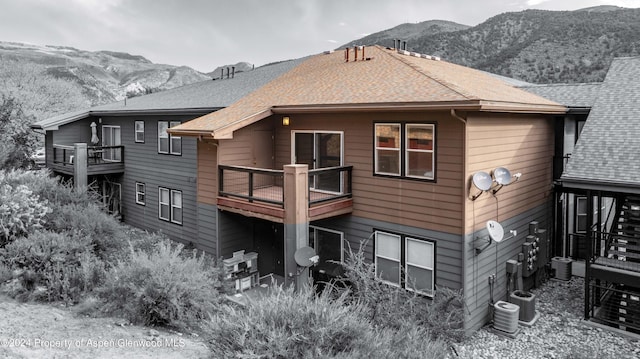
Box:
218;165;353;208
53;145;124;166
51;144;125;176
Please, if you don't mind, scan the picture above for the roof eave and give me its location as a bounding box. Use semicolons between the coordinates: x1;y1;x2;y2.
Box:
561;176;640;194
477;101;567;114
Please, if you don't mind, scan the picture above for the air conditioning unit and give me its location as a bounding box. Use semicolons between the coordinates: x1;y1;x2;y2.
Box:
551;257;572;281
510;290;536;322
494;301;520;334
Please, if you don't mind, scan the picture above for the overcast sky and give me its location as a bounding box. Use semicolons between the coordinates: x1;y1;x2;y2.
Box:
1;0;639;72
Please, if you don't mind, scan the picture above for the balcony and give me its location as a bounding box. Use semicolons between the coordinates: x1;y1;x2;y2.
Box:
218;165;353;222
52;144;125;176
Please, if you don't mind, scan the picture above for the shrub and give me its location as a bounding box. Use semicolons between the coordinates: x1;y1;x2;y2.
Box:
334;241;465;343
47;202;127;263
0;182;51;247
205;285;448;359
0;231;106;303
97;239;224;328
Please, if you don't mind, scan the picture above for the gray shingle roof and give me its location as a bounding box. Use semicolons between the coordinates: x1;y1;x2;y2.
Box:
32;58;305;130
562;57;640;190
519;83;601;108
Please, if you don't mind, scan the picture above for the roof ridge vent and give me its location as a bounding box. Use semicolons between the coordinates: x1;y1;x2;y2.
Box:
396;49;440;61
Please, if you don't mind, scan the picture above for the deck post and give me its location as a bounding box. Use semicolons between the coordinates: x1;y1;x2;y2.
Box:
283;164;310;291
73;143;88;189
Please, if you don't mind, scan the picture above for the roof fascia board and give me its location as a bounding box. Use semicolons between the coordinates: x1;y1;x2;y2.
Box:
169;108;274;139
270;101;484;113
561;177;640;194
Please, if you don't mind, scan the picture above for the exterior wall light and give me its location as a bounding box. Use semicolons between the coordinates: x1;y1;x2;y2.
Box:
282;116;290;126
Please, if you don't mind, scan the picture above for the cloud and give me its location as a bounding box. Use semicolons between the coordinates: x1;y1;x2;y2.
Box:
326;40;338;44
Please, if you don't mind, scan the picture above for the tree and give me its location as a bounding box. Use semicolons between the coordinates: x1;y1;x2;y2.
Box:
0;59;90;168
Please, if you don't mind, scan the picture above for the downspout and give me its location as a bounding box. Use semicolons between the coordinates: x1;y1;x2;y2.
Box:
452;109;471;331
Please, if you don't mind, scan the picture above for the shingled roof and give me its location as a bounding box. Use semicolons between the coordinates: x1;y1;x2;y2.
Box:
31;58;304;131
562;57;640;192
169;45;565;139
519;83;602;109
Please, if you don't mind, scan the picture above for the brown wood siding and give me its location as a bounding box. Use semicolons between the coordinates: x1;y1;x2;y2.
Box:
197;140;218;205
219;120;276;166
464;114;555;234
271;111;465;235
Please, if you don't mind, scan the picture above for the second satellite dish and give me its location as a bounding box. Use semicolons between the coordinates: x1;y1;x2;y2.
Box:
493;167;512;186
486;220;505;242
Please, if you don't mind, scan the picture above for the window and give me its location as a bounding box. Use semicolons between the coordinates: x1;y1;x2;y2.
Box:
158;121;181;155
102;125;121;161
576;196;587;233
159;187;182;224
159;187;170;220
309;226;344;276
170;190;182;224
374;123;435;180
169;121;182;155
374;231;435;297
375;124;401;175
135;182;145;205
158;122;169;154
406;124;434;179
135;121;145;143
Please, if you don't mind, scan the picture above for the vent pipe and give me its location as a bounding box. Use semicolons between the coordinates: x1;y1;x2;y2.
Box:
362;46;365;60
220;68;223;80
354;46;358;61
232;66;235;78
402;40;407;51
345;47;349;62
226;67;229;79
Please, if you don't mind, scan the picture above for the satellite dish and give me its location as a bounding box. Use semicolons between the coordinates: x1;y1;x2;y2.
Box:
493;167;512;186
472;171;493;191
294;246;318;267
486;220;505;242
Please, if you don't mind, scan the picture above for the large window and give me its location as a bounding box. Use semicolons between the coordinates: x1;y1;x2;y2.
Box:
374;231;435;297
375;123;435;180
135;182;145;205
102;125;121;161
135;121;145;143
158;121;181;155
158;187;182;224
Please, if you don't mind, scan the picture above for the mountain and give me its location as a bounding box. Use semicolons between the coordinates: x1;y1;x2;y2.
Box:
345;6;640;84
341;20;470;48
0;41;211;105
208;62;254;79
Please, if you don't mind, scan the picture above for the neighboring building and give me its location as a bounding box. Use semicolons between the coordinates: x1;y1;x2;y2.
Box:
552;57;640;334
169;45;566;332
30;59;303;252
520;82;602;262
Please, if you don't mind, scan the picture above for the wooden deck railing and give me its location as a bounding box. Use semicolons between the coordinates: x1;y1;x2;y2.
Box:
218;165;353;208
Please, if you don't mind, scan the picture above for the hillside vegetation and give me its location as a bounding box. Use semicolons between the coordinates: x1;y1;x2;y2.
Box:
0;42;210;105
348;6;640;84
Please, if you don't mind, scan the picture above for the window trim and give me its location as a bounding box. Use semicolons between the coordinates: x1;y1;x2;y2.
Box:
374;230;436;297
135;182;145;205
135;121;145;143
373;122;436;182
170;189;183;225
158;187;170;221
